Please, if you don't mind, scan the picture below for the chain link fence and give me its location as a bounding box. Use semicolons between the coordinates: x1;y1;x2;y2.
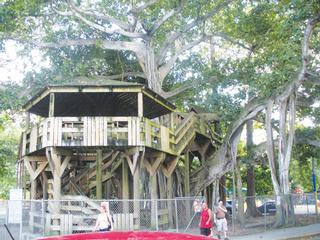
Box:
0;196;205;240
224;193;320;237
0;194;319;240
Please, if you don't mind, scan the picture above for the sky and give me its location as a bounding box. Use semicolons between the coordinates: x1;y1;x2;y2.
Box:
0;41;50;84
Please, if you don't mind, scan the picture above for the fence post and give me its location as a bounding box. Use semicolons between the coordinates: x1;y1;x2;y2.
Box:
264;196;267;231
42;199;45;236
20;200;23;240
174;199;178;232
155;200;159;231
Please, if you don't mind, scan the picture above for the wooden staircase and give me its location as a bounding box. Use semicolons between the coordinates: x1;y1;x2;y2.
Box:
173;112;215;155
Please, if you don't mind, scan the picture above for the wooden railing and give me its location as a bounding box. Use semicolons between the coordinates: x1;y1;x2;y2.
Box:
21;117;143;155
21;113;215;157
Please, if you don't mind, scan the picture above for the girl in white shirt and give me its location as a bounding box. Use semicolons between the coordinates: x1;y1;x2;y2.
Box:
93;204;113;232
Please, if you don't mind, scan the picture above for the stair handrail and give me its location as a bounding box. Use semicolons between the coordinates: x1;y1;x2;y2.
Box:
174;112;195;136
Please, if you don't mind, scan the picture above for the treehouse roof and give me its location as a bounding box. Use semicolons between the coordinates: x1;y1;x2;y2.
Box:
23;80;176;119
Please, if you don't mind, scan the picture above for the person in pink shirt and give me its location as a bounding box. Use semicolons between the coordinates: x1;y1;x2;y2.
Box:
199;201;212;236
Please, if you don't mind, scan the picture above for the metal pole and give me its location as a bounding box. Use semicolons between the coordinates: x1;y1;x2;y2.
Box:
174;199;179;232
312;158;319;215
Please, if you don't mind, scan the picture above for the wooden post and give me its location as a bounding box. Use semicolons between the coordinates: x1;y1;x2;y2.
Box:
184;151;191;221
30;161;37;199
46;147;71;235
167;176;174;228
122;158;130;216
46;148;71;201
184;151;190;197
26;112;30;128
122;158;129;199
30;161;37;232
150;173;158;229
133;154;141;230
96;149;102;199
42;173;48;200
49;93;55;117
42;172;48;222
138;92;143;117
22;162;27;199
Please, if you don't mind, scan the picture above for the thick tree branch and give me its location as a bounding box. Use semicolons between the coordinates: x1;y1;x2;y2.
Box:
101;72;146;80
278;14;320;102
149;7;182;36
215;32;251;51
158;35;209;82
60;2;132;31
130;0;160;14
191;97;268;194
67;0;145;39
265;100;281;195
306;140;320;147
158;0;231;62
191;15;320;195
32;38;145;54
163;76;218;99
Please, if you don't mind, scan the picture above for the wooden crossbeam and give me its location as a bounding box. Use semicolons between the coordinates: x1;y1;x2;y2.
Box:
125;153;139;174
47;148;72;178
144;152;166;176
124;148;143;175
162;157;179;178
24;157;48;181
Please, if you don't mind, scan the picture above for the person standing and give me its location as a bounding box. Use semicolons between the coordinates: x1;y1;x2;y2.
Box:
199;201;213;236
214;200;228;240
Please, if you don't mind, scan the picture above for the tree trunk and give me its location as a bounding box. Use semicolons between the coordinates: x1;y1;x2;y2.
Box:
245;120;261;217
235;158;245;227
219;175;226;203
144;43;162;93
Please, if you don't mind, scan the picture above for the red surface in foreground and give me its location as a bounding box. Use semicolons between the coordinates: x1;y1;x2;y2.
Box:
37;231;217;240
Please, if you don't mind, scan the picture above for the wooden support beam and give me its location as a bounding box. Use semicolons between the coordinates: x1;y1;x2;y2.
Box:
138;92;143;117
24;158;48;181
42;172;48;200
122;157;130;215
124;149;142;175
49;92;55;117
22;164;26;199
184;151;191;220
102;151;114;162
96;149;102;199
184;151;190;197
167;176;174;228
122;158;129;199
150;173;158;228
46;147;72;201
162;157;179;178
30;161;37;200
144;152;165;176
127;149;144;230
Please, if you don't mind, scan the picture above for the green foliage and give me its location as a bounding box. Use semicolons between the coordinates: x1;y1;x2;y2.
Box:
291;127;320;192
0;113;21;199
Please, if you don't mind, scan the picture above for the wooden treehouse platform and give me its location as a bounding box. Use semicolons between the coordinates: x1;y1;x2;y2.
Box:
16;80;221;234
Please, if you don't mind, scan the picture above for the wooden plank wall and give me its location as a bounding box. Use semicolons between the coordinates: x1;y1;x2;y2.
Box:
21;116;178;156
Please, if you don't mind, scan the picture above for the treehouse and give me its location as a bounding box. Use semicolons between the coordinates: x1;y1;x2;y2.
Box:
16;80;220;233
